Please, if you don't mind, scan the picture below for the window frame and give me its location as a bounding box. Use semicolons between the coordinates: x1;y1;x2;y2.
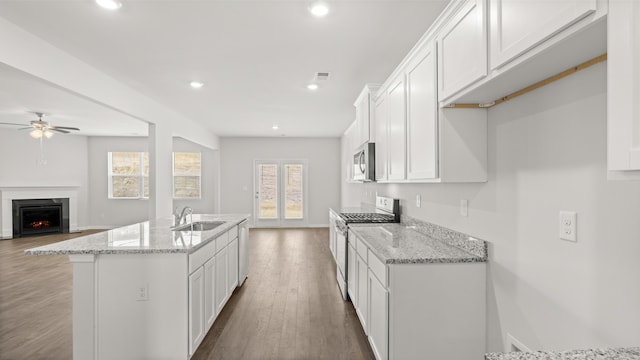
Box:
107;152;149;200
172;152;202;199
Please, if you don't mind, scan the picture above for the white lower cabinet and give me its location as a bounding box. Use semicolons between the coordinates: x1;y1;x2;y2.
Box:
368;269;388;360
188;225;243;358
204;257;216;329
349;231;486;360
188;267;205;355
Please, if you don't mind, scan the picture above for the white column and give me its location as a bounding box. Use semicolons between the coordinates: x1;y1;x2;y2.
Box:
70;254;96;360
148;123;173;220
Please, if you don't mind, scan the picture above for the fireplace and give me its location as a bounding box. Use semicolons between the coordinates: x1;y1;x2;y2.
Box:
12;198;70;238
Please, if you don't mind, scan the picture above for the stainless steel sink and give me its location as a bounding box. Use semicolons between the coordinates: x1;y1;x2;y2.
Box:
172;221;225;232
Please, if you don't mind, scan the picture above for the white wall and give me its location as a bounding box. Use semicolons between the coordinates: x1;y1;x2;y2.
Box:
344;63;640;351
0;128;90;227
219;137;341;226
88;136;219;228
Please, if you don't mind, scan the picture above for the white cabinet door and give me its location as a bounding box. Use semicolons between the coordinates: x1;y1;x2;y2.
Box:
228;238;239;293
374;94;388;181
608;0;640;171
347;241;357;301
355;95;369;147
490;0;596;69
356;253;369;334
406;43;438;181
204;257;216;330
386;76;407;181
188;267;205;355
368;269;388;360
215;247;228;315
438;0;487;100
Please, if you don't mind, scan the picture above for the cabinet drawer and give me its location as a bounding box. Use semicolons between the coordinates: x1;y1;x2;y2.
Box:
189;239;216;274
215;231;230;253
368;250;387;288
356;238;368;263
228;225;238;240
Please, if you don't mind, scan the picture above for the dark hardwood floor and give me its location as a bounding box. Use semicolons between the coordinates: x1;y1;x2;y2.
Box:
0;228;373;360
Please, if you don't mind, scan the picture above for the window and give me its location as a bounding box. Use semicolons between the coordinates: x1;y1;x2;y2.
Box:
108;152;149;199
107;151;202;199
173;152;201;198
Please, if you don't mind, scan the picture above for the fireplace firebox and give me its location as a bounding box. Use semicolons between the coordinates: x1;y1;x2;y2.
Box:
12;198;70;238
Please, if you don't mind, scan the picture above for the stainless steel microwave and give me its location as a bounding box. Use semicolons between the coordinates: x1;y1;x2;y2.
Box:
353;142;375;182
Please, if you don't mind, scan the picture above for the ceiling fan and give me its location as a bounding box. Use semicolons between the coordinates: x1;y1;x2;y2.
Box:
0;112;80;139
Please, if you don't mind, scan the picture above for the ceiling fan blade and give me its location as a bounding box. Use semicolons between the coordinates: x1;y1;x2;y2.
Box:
48;128;70;134
18;127;33;131
0;122;28;127
50;126;80;131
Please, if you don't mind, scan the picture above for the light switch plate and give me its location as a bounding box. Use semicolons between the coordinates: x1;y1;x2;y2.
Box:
559;211;577;242
416;194;421;208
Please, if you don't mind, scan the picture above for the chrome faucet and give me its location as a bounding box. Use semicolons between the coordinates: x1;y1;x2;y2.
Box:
174;206;193;226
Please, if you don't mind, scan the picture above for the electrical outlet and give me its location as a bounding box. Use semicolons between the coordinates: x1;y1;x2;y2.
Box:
460;200;468;217
559;211;577;242
136;283;149;301
416;194;421;208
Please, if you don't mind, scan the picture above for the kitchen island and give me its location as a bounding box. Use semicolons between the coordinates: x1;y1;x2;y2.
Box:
25;214;250;360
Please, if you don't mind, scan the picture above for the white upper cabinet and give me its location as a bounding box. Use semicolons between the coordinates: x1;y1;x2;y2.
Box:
490;0;597;69
386;76;407;181
374;94;388;181
406;43;438;181
437;0;487;101
354;84;381;149
608;0;640;173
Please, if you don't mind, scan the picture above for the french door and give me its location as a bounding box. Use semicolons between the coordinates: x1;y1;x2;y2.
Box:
254;160;308;228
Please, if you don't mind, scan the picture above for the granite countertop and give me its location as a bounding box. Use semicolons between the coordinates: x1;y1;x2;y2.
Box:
485;348;640;360
24;214;250;256
348;223;487;264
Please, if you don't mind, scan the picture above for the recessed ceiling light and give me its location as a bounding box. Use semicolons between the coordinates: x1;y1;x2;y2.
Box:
272;125;279;130
309;1;330;17
96;0;122;10
190;81;204;89
307;83;319;90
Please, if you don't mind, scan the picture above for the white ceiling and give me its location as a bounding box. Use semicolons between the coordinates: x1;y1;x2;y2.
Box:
0;0;449;138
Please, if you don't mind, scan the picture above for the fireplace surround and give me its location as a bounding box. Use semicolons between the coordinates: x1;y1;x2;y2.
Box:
12;198;70;238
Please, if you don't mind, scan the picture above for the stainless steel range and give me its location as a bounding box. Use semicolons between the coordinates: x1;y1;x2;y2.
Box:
333;196;399;300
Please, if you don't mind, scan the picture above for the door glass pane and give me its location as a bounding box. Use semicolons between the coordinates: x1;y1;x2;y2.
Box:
259;164;278;219
284;164;303;219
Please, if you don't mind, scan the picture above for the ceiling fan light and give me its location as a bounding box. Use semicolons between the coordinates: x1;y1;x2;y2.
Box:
30;129;43;139
96;0;122;10
44;130;54;139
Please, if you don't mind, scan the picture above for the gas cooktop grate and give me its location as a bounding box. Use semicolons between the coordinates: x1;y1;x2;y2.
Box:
339;213;396;223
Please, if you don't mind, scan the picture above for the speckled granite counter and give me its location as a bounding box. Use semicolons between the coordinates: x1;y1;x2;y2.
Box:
348;221;487;264
24;214;250;255
485;348;640;360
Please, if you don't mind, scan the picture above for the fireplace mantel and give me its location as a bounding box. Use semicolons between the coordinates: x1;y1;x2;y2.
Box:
0;186;80;239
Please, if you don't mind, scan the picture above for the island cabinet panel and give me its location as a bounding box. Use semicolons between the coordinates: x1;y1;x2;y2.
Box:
437;0;487;101
95;254;189;360
228;237;239;292
489;0;596;69
189;267;205;355
215;246;229;314
204;257;216;330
